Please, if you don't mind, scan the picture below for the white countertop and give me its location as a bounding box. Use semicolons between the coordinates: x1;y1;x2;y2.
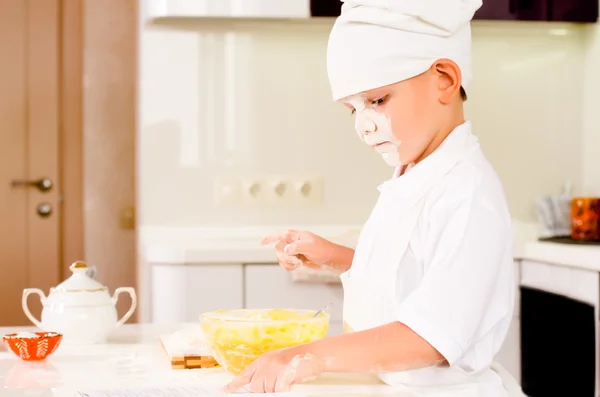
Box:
139;221;544;264
139;222;600;272
520;240;600;272
139;225;363;264
0;324;508;397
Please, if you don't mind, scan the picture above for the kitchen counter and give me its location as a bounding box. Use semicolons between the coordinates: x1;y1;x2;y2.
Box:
139;225;363;264
521;240;600;272
139;221;541;264
140;222;600;272
0;324;511;397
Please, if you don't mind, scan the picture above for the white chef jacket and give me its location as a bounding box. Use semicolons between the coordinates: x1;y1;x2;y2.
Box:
341;121;517;395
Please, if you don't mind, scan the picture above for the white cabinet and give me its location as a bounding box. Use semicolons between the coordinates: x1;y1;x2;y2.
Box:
513;259;521;317
494;317;521;383
493;260;521;383
244;264;344;336
520;259;599;306
151;264;244;323
150;262;344;336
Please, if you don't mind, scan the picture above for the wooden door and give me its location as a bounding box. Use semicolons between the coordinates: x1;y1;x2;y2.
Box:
0;0;61;326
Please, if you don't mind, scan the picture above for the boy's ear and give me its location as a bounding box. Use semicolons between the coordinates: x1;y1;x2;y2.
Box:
432;59;463;104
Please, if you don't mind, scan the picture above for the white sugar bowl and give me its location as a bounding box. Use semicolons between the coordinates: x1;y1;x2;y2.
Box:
22;261;137;344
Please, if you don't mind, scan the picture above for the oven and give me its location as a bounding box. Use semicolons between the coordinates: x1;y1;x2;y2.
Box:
520;260;599;396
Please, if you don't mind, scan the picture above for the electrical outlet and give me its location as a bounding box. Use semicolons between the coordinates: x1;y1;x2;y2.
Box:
289;175;323;205
214;176;268;206
214;177;241;206
240;178;266;205
264;176;291;205
213;174;324;206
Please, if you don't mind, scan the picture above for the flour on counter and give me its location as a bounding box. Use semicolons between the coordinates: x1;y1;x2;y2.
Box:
160;325;211;356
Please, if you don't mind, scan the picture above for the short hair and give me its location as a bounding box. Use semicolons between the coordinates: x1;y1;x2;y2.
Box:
460;86;467;102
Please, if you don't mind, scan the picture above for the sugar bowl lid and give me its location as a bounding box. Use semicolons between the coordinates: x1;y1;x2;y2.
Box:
52;261;106;292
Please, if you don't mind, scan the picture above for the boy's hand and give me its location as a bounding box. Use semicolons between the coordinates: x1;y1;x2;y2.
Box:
224;346;325;393
260;230;343;271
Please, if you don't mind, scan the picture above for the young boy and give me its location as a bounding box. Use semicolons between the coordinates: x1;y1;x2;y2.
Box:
225;1;523;395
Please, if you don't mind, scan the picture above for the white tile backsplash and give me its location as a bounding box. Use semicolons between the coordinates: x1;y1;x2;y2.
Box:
139;18;597;228
581;25;600;195
467;21;586;220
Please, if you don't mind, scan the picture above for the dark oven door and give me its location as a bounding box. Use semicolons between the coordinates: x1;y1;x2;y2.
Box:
521;286;596;396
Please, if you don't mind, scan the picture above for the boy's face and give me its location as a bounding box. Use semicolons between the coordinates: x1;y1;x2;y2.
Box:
340;61;461;168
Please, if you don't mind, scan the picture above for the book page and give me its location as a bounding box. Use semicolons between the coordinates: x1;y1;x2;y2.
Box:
78;385;306;397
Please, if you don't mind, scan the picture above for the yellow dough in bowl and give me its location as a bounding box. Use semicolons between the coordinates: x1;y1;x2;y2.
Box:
201;308;329;375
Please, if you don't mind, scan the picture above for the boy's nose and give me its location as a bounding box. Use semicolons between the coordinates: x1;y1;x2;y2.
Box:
355;117;377;136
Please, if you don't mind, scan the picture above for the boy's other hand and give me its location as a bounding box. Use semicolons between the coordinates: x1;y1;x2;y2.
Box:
260;230;338;271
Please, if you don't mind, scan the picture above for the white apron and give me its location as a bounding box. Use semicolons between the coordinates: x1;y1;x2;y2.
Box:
340;129;525;397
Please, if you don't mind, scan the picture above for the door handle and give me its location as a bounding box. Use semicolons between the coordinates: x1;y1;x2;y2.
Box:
11;177;53;192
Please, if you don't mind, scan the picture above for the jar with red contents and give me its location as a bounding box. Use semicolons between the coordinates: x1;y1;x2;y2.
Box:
571;197;600;241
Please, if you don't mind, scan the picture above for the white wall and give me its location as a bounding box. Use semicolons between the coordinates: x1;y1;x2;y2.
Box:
467;21;586;219
581;24;600;195
139;18;593;228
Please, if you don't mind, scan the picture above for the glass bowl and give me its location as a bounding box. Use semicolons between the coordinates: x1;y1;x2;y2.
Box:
200;308;329;375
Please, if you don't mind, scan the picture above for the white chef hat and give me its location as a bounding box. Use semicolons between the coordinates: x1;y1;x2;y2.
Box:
327;0;482;101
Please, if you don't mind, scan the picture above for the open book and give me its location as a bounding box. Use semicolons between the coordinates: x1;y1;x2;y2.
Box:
78;385;305;397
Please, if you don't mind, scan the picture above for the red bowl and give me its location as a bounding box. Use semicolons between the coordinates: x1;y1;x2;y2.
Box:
2;332;63;361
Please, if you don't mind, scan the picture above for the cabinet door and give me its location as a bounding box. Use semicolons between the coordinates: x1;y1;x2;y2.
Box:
474;0;597;21
474;0;548;20
549;0;598;22
151;264;244;324
515;0;550;20
493;261;521;382
310;0;342;17
244;264;344;334
520;260;599;306
474;0;517;20
513;260;520;317
494;317;521;383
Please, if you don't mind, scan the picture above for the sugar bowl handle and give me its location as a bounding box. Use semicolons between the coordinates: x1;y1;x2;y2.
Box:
22;288;46;329
112;287;137;328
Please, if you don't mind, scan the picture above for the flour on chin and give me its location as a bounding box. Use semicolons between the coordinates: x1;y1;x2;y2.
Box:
380;148;402;167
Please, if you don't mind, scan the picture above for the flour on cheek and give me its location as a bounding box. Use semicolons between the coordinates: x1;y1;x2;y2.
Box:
346;95;402;167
